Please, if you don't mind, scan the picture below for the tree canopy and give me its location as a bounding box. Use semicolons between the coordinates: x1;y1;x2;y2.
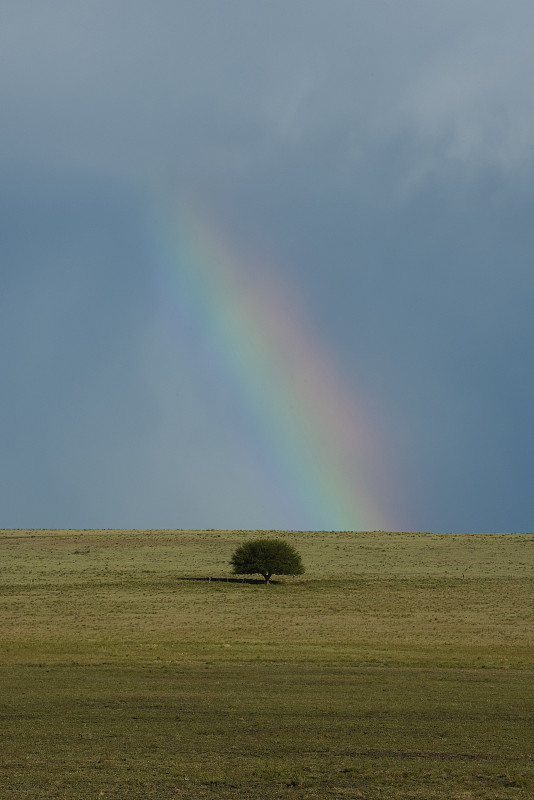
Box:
230;538;305;583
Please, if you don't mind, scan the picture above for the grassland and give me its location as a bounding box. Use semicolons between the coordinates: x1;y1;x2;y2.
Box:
0;529;533;798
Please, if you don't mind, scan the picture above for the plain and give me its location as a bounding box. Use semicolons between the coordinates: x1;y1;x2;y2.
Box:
0;529;533;799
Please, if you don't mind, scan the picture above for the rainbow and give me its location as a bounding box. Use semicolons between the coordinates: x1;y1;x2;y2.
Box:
147;194;390;531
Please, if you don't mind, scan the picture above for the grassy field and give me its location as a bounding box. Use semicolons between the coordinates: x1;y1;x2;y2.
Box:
0;529;533;798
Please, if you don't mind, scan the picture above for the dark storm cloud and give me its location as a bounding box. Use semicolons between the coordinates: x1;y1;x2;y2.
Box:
1;1;533;529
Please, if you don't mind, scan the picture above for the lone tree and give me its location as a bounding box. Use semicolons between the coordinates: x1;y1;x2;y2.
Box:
230;538;304;583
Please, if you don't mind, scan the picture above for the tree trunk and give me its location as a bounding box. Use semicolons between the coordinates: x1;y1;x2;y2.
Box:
264;573;272;583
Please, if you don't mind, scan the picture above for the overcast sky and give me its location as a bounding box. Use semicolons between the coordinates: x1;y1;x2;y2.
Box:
1;1;533;532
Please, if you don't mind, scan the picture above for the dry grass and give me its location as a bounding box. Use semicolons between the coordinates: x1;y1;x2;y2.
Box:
0;529;532;798
1;529;532;667
2;528;533;584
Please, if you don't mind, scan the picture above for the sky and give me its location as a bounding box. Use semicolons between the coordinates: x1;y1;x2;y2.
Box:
1;1;533;532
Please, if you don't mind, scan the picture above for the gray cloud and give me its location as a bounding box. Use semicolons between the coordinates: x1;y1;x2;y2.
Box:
2;1;533;180
1;1;533;530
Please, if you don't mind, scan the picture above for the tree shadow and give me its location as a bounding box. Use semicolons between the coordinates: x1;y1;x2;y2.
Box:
179;576;279;585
